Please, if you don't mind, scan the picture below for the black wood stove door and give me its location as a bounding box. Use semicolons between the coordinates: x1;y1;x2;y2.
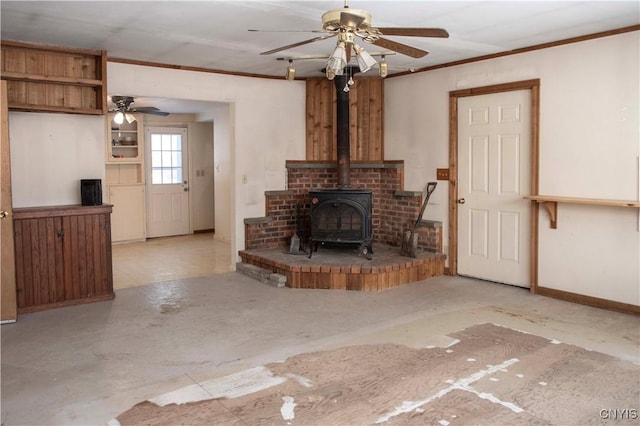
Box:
309;189;373;259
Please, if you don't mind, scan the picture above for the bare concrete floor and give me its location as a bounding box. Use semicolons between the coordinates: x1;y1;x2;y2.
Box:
1;273;639;425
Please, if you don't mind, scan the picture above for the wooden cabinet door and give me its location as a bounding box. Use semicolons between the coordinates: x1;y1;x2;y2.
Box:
14;217;65;309
109;185;146;242
62;212;113;299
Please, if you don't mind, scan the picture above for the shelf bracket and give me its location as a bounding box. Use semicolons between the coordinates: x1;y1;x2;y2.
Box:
541;201;558;229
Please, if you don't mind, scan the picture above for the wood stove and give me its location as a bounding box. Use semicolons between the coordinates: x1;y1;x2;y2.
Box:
308;189;373;259
308;68;374;259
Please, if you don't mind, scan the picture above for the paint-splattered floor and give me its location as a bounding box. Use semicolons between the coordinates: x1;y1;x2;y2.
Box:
2;274;638;425
115;323;639;425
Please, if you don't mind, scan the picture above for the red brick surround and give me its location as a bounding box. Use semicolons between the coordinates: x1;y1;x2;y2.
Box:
244;161;442;254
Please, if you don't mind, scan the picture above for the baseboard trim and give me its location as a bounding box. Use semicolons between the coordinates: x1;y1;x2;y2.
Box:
537;286;639;316
194;229;215;234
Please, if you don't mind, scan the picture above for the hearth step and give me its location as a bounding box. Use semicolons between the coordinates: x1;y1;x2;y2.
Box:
236;262;287;288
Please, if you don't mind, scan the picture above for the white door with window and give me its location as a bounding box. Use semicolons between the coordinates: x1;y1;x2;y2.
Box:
146;127;189;238
457;90;530;287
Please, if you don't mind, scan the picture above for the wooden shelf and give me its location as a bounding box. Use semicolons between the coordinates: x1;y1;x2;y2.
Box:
0;71;103;87
7;103;103;115
524;195;640;229
1;40;107;115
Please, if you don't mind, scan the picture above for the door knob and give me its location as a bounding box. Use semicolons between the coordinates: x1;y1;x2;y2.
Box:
0;210;8;219
457;198;466;204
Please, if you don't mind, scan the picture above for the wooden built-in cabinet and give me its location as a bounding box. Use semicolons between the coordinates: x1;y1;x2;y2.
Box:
306;77;383;161
0;40;107;115
109;185;146;242
13;204;114;314
105;113;147;242
107;113;143;162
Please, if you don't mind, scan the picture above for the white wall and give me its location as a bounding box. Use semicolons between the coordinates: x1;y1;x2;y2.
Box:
189;121;214;231
211;103;232;245
385;31;639;305
108;62;307;267
9;113;105;208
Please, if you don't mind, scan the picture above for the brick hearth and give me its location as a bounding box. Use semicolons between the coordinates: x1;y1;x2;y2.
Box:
241;160;446;291
239;245;445;291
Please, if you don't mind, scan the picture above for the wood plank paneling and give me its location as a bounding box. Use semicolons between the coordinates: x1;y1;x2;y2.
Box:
1;40;106;115
13;204;114;314
306;77;383;161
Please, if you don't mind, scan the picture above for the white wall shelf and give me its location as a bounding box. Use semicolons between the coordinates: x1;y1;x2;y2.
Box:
524;195;640;229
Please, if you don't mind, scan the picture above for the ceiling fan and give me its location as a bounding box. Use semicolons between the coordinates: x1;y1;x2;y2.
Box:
109;95;169;124
252;0;449;77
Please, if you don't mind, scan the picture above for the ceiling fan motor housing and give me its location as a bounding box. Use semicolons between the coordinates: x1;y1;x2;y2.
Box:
322;8;371;32
111;95;134;109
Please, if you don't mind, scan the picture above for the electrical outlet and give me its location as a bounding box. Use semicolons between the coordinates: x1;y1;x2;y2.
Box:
436;168;450;180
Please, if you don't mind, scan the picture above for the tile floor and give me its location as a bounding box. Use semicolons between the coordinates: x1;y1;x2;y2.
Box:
1;236;639;425
112;233;232;290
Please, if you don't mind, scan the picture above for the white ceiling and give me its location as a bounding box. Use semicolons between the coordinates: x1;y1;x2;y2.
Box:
2;0;638;113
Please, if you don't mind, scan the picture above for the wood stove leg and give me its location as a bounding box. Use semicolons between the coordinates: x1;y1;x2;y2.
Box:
360;243;373;260
308;242;318;258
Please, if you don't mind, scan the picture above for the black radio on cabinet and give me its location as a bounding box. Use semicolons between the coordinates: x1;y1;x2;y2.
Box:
80;179;102;206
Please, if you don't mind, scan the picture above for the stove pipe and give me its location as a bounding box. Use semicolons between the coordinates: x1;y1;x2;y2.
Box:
334;72;352;188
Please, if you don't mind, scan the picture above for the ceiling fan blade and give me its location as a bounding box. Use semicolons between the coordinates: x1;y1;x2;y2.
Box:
248;29;324;33
376;28;449;38
261;34;337;55
340;11;366;28
371;37;428;58
134;107;169;116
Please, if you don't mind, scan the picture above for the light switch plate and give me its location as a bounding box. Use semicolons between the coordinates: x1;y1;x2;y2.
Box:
436;168;450;180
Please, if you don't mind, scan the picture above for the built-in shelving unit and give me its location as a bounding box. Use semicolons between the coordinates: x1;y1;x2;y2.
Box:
0;40;107;115
109;118;141;161
105;113;147;242
524;195;640;228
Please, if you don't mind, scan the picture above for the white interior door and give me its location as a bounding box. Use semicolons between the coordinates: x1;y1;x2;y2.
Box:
457;90;530;287
146;127;190;238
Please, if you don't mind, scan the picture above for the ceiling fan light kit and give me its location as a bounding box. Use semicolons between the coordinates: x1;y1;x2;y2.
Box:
254;0;449;80
113;110;137;125
353;44;376;73
327;41;348;75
